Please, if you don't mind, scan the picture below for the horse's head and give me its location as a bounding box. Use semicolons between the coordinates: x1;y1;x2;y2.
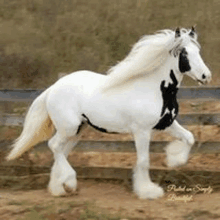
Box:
172;27;211;85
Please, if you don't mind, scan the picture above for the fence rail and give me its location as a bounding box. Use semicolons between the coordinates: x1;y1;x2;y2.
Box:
1;166;220;190
29;140;220;153
1;112;220;127
1;86;220;101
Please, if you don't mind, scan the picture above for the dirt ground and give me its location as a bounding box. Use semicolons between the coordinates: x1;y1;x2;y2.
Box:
0;180;220;220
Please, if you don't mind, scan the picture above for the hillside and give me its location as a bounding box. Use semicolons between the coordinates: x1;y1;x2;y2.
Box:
0;0;220;88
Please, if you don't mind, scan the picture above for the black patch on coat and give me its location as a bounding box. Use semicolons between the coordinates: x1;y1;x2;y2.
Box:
76;122;85;135
179;48;191;73
153;70;179;130
82;114;118;134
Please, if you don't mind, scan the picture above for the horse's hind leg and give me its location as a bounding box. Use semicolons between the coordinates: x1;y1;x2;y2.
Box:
46;92;86;196
48;132;79;196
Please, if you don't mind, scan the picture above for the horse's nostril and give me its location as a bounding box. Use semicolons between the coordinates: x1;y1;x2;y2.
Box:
202;74;206;79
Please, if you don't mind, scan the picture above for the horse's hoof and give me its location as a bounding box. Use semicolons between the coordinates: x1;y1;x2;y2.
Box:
166;140;191;167
62;175;78;195
48;183;66;197
63;183;78;196
135;183;164;200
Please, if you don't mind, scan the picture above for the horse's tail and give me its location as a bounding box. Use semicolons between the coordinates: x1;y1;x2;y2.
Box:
6;88;55;161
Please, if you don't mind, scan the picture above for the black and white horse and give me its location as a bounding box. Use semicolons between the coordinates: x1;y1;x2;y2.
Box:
7;27;211;199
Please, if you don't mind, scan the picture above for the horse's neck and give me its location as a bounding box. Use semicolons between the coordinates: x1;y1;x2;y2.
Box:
133;58;183;91
102;57;183;94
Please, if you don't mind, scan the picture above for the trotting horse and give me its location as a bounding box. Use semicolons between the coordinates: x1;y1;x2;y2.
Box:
7;27;211;199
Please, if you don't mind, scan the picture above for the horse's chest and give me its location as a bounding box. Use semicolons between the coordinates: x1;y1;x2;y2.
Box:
153;70;179;130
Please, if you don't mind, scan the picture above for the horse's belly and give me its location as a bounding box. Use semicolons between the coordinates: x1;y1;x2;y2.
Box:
81;91;162;134
81;100;131;134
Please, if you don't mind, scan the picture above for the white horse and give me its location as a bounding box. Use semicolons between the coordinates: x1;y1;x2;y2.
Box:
7;27;211;199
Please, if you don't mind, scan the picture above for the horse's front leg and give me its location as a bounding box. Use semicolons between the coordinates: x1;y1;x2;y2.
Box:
133;130;164;199
165;120;195;167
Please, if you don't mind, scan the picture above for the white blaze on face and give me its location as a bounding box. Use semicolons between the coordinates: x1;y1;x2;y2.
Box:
184;43;212;84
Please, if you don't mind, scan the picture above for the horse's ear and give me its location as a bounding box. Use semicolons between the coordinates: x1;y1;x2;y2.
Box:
189;25;196;38
175;27;181;38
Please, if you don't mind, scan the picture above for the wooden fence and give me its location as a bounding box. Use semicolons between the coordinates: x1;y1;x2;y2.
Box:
1;85;220;188
1;86;220;153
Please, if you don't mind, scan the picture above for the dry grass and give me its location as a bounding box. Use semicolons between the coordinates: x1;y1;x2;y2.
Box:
11;200;124;220
0;0;220;88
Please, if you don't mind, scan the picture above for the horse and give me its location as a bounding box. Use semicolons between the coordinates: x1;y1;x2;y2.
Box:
7;27;211;199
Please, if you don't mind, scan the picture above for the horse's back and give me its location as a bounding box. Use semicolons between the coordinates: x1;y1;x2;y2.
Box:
46;70;105;112
49;70;105;95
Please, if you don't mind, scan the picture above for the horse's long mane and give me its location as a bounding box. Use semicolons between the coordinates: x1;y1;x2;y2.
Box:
104;28;199;90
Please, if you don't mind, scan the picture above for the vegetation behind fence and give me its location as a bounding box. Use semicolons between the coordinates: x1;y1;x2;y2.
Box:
0;0;220;88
